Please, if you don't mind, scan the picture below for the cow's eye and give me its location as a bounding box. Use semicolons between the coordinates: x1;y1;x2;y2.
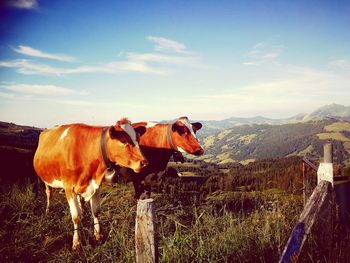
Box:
119;137;128;144
177;126;186;135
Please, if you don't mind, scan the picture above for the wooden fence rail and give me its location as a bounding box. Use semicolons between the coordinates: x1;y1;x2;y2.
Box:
279;180;333;263
134;143;344;263
279;143;335;263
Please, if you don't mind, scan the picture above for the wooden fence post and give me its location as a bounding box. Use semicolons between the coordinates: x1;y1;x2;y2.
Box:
279;181;333;263
317;143;334;186
280;143;335;262
135;199;158;263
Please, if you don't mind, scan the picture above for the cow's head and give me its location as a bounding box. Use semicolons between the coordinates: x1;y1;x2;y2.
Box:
108;118;148;173
171;116;204;156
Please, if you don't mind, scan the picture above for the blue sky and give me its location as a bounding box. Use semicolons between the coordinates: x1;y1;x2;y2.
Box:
1;0;350;127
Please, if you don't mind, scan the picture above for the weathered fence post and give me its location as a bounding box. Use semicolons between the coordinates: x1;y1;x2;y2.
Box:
280;143;335;263
135;199;158;263
279;181;333;263
317;143;334;186
302;162;306;205
317;143;334;260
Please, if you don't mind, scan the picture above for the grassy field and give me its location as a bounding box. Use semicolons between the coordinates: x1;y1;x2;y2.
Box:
2;179;348;262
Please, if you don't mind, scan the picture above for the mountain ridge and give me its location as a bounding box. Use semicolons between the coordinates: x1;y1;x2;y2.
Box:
196;103;349;139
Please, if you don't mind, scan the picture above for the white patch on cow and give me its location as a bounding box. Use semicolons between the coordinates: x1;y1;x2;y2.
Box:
59;127;70;140
68;195;81;218
178;118;204;152
180;118;197;139
47;179;64;188
145;122;158;128
81;179;99;201
120;122;139;147
68;194;81;248
177;147;186;153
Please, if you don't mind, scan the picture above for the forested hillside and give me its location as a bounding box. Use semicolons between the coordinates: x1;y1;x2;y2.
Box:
0;121;41;182
199;118;350;166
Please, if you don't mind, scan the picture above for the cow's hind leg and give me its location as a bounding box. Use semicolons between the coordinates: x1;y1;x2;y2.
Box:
65;188;82;250
45;184;52;215
90;189;102;242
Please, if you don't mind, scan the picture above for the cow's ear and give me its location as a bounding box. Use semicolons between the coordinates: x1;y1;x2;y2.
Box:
192;122;202;132
172;122;186;135
172;122;179;132
134;126;146;137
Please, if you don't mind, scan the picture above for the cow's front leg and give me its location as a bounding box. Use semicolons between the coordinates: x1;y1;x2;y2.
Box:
132;177;143;199
66;189;81;250
90;189;102;242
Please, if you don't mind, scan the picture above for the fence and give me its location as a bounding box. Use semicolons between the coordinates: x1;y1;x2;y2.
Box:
135;199;158;263
280;143;338;263
135;143;348;263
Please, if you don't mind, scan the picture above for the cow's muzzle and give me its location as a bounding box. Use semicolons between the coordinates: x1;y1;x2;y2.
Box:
193;148;204;156
140;159;148;168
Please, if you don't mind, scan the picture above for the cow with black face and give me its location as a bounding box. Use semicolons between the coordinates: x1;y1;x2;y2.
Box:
117;116;204;199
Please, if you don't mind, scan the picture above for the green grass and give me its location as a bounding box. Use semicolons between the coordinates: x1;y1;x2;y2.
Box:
0;181;348;262
317;132;349;142
324;122;350;132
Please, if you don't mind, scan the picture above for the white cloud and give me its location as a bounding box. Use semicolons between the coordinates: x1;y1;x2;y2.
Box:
0;83;88;96
195;63;350;118
146;36;189;54
125;52;205;68
6;0;37;9
242;61;260;66
0;58;166;76
0;59;66;75
0;51;206;76
0;92;16;99
13;45;75;62
243;42;283;66
1;37;207;76
329;59;350;69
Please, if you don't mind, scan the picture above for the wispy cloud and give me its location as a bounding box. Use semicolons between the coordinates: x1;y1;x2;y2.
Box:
0;83;88;96
146;36;189;54
0;92;16;99
0;59;166;76
0;59;68;75
329;59;350;69
1;37;207;76
13;45;75;62
1;37;206;77
195;62;350;118
125;52;204;68
6;0;38;9
243;42;283;66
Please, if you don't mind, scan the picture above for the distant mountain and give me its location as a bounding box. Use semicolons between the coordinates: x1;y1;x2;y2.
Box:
197;114;306;140
304;103;350;121
196;104;350;140
197;118;350;166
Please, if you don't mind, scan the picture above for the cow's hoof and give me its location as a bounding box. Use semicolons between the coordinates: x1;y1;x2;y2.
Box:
95;232;103;242
72;241;81;251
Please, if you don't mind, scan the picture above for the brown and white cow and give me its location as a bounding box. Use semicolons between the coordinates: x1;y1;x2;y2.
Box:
116;116;204;199
33;118;147;250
